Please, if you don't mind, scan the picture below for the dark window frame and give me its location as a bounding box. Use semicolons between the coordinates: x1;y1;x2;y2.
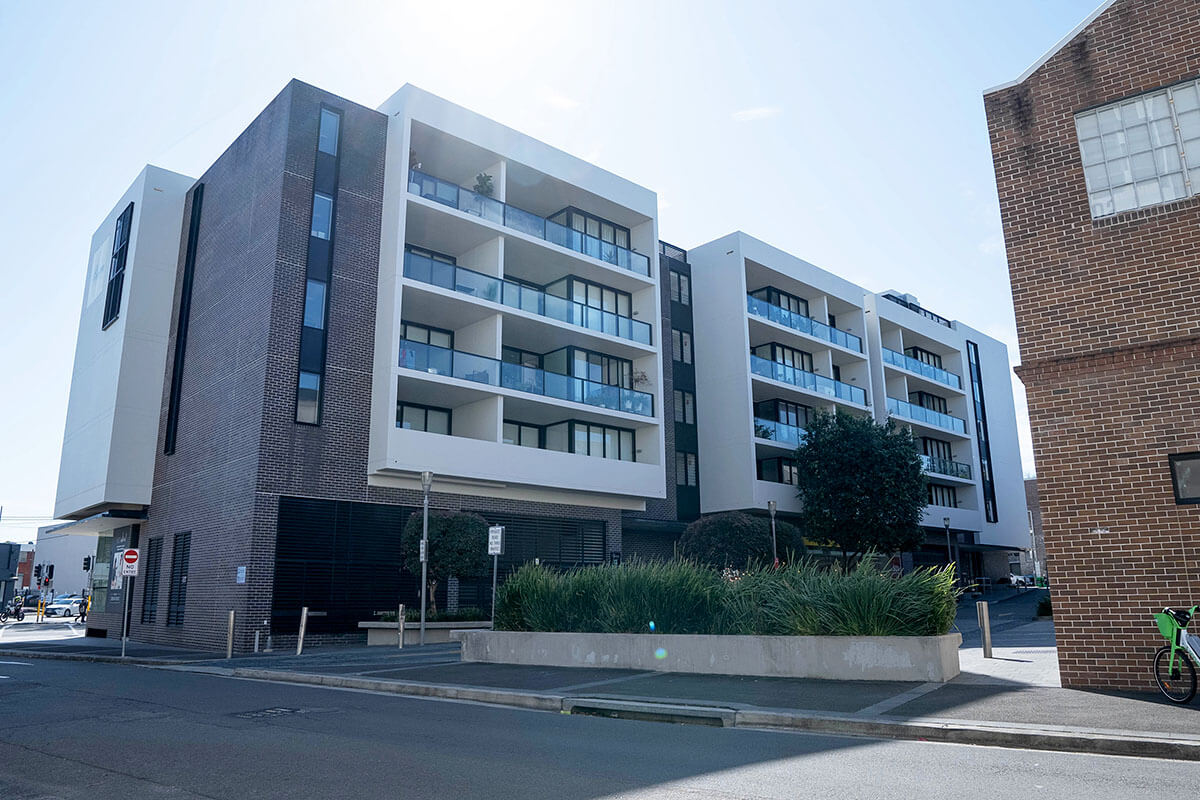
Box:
102;202;135;329
1168;452;1200;505
396;401;452;434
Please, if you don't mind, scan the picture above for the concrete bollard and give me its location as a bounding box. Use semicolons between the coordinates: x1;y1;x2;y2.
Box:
226;610;235;659
397;603;405;650
976;600;992;658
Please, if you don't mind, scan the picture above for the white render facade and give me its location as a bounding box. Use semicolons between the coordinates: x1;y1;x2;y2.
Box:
368;86;666;511
689;231;1027;553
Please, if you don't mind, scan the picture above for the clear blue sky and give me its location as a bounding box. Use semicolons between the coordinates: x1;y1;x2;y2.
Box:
0;0;1100;543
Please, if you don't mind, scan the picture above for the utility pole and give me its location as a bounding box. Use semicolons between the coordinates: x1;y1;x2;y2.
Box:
767;500;778;566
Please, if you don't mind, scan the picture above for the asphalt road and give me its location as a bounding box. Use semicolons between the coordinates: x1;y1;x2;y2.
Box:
0;658;1192;799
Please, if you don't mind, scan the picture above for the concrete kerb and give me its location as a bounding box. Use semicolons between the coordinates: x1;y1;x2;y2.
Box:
161;664;1200;762
0;648;217;666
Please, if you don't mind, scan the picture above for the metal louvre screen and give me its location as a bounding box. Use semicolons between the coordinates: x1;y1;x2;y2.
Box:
166;532;190;626
140;537;163;624
272;497;607;631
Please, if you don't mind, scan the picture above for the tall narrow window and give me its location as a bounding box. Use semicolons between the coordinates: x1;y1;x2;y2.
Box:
296;372;321;424
102;203;134;328
166;532;191;626
967;341;998;522
140;537;163;624
303;280;326;329
318;108;340;155
311;193;333;239
165;184;204;455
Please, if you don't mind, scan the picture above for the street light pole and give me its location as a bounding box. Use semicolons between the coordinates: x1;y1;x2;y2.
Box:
767;500;778;566
420;471;432;646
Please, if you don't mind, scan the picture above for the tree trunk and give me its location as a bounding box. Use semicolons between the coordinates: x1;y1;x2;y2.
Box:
428;579;439;617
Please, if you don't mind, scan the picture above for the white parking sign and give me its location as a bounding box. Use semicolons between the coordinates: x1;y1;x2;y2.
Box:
487;526;504;556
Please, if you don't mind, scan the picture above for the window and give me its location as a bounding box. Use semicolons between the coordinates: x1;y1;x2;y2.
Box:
755;399;809;428
318;108;340;155
1168;453;1200;504
140;537;163;624
752;342;812;372
397;402;450;434
503;421;541;448
673;390;696;424
572;421;635;461
296;372;321;424
906;346;943;369
749;286;808;317
166;532;190;626
827;313;837;328
311;192;334;239
303;280;326;329
910;391;948;414
102;202;135;328
967;341;998;522
165;184;204;455
547;207;630;249
672;329;693;364
928;484;958;508
401;322;453;349
1075;84;1198;218
757;457;798;485
676;452;698;486
670;271;691;306
922;437;953;460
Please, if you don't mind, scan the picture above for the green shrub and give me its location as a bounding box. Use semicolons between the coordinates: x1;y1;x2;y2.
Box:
378;606;488;623
678;512;805;570
1036;595;1052;617
496;557;959;637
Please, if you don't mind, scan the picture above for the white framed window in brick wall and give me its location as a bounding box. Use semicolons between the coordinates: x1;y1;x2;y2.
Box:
1075;81;1200;219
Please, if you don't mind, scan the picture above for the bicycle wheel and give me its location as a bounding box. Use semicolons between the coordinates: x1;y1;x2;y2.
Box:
1153;646;1197;704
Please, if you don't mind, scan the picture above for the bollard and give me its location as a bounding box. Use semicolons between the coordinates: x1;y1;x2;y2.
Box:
296;606;309;656
265;634;273;653
254;630;261;654
397;603;405;650
226;610;235;659
976;600;992;658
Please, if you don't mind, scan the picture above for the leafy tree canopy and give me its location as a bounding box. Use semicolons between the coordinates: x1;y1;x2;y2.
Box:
679;511;805;570
793;410;926;561
401;511;490;614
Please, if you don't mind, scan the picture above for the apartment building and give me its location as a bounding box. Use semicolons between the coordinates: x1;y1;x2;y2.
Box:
690;233;1026;577
52;79;1026;651
986;0;1200;690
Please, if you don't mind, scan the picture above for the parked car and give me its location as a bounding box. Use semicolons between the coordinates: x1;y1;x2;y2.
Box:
1010;574;1036;588
45;595;83;617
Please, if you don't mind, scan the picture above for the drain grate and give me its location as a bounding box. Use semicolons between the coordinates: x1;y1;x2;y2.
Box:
234;707;310;719
563;698;735;727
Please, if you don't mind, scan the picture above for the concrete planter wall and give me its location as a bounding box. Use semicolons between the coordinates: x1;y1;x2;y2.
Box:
452;630;962;682
359;620;491;646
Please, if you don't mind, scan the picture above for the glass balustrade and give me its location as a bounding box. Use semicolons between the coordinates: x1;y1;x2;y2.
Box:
749;354;867;405
753;418;807;446
886;397;966;434
404;252;652;345
745;295;863;353
881;347;962;390
919;454;973;480
408;169;651;276
399;339;654;417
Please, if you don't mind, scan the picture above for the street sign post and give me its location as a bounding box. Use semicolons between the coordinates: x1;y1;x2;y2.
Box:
119;548;139;658
487;526;504;627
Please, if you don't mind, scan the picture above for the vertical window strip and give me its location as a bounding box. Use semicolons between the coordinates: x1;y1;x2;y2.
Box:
102;202;135;328
967;341;998;523
165;184;204;455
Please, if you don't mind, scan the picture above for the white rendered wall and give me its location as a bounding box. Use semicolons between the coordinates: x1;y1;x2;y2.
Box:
54;166;194;519
34;526;99;597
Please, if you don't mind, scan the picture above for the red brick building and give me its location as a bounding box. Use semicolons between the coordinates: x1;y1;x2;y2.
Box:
985;0;1200;690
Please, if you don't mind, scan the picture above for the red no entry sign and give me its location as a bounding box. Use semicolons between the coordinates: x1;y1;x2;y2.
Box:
121;548;140;576
123;549;139;564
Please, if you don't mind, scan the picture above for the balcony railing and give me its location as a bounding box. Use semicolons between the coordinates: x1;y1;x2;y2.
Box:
399;339;654;417
920;453;972;480
749;354;867;405
881;347;961;390
746;295;862;353
886;397;966;434
403;252;652;345
882;294;952;328
408;169;651;277
753;417;807;447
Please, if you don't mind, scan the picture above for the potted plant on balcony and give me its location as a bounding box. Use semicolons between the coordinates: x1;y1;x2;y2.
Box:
473;172;494;197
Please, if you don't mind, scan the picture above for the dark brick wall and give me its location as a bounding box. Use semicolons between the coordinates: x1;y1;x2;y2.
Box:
985;0;1200;690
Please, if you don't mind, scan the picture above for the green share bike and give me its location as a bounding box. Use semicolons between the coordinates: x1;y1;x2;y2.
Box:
1153;605;1200;703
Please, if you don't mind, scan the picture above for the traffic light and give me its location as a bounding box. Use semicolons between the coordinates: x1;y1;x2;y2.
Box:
33;564;41;579
47;564;54;580
83;556;92;571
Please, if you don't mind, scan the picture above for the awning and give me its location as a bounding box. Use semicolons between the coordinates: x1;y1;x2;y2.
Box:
956;541;1023;554
42;509;147;537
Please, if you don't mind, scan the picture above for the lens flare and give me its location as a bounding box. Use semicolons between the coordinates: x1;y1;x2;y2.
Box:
654;647;668;660
648;621;656;631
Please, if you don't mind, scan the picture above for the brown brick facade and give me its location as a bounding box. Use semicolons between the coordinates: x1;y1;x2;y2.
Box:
986;0;1200;689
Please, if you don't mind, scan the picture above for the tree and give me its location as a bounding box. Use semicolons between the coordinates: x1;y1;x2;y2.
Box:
793;410;927;565
400;511;490;615
679;511;805;570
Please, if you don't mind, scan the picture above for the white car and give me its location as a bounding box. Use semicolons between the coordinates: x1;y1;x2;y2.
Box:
45;595;82;617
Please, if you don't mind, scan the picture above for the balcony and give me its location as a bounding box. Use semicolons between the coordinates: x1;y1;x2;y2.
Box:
882;294;952;328
886;397;966;434
753;417;806;447
749;354;867;405
404;252;652;346
399;339;654;417
920;454;972;480
408;170;651;277
881;347;962;390
746;295;862;353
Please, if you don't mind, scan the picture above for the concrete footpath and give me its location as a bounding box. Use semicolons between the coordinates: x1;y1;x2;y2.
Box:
2;594;1196;762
